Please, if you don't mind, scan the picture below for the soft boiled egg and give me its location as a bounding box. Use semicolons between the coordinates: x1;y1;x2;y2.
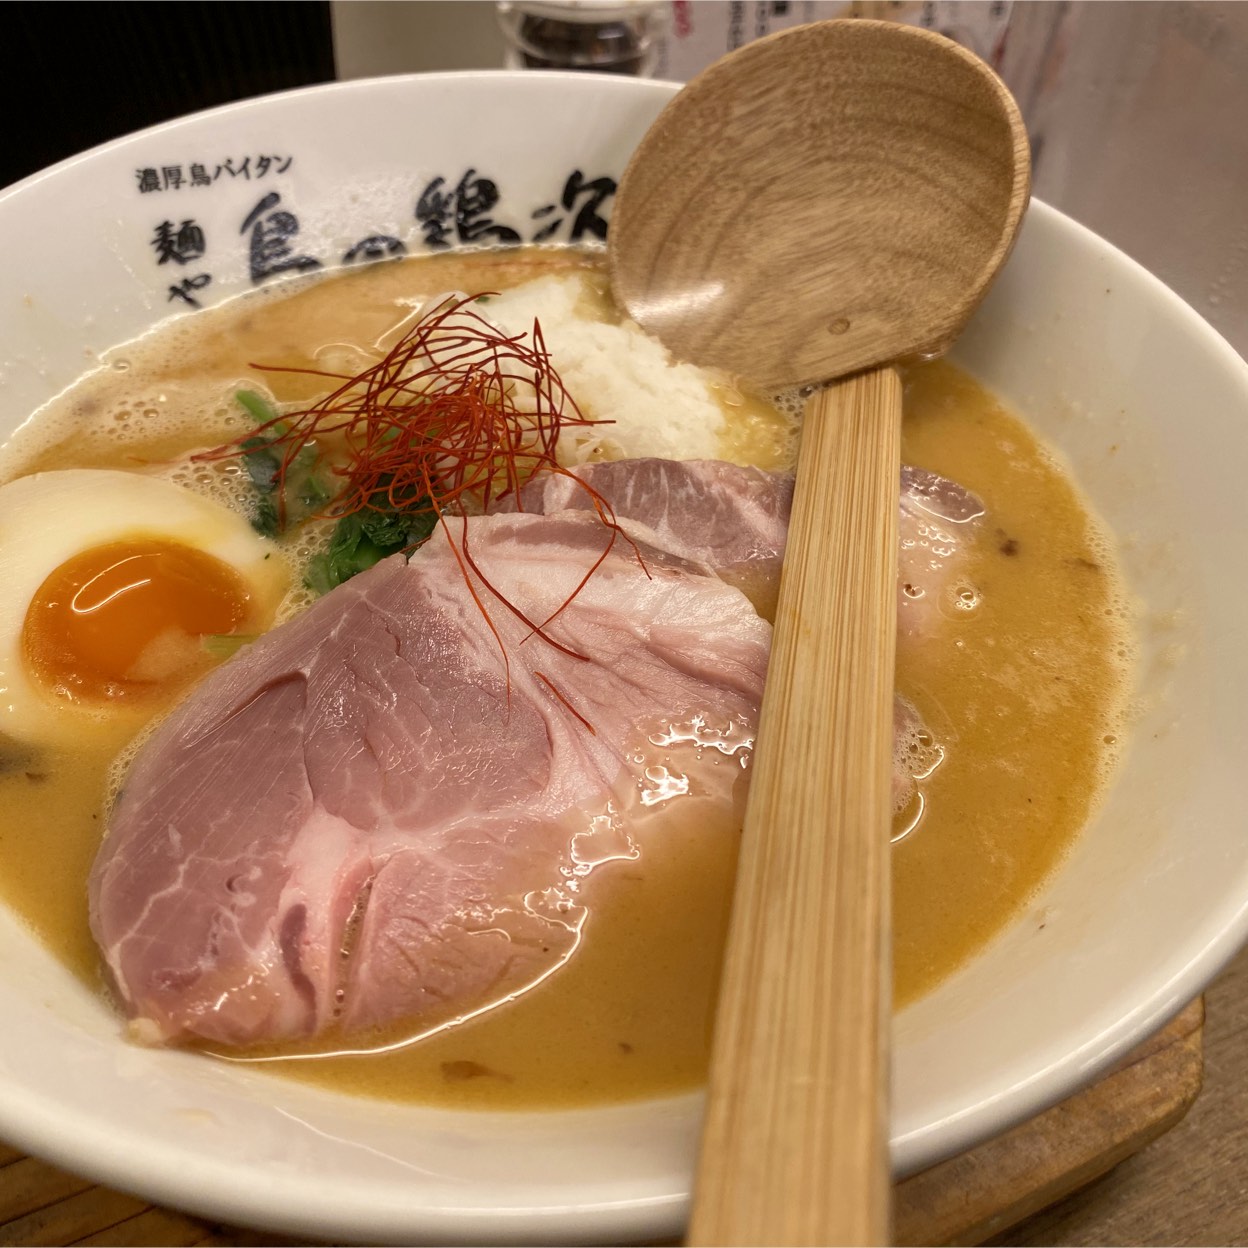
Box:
0;469;288;745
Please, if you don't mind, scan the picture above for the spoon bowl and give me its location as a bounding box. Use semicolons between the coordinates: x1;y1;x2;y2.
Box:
609;19;1030;390
608;20;1030;1244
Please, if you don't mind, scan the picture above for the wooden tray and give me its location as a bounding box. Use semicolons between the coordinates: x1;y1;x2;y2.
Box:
0;997;1204;1247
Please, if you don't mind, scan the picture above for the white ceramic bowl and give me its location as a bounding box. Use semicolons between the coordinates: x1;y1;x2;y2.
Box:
2;71;1247;1245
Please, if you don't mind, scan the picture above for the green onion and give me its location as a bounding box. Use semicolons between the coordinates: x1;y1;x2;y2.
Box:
235;389;330;538
201;633;257;659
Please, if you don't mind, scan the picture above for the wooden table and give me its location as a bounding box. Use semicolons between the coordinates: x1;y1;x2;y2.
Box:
997;940;1248;1246
2;944;1246;1247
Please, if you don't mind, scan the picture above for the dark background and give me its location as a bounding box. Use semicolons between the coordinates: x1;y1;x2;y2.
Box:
1;2;336;191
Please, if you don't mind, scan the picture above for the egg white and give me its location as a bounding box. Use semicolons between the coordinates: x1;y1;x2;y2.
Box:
0;469;287;748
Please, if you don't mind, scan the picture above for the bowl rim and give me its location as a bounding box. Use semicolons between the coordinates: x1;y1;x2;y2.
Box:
0;68;679;205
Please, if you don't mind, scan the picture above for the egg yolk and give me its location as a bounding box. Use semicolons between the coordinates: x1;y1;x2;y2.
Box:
23;539;252;702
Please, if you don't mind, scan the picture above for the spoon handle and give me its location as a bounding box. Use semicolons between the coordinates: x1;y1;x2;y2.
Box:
687;367;901;1247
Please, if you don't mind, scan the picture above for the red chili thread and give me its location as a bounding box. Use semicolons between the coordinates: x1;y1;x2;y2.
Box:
534;672;597;736
197;291;650;721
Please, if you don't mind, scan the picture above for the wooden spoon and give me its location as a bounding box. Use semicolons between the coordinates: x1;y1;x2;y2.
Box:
607;19;1029;1246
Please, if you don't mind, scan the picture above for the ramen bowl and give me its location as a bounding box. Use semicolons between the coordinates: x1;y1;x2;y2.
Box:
1;71;1246;1245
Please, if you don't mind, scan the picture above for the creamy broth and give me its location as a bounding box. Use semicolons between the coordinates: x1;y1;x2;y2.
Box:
0;249;1129;1108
